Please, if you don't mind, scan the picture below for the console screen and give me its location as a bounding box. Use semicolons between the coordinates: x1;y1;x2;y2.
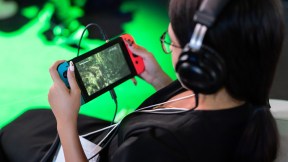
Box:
75;43;131;96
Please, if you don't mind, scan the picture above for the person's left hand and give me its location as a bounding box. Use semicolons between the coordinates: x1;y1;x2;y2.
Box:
126;43;172;90
48;60;81;129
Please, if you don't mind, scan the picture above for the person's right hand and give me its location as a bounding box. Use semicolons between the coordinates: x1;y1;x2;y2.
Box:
127;43;172;90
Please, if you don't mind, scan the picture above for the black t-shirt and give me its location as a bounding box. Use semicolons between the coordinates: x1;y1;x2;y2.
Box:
0;80;254;162
98;81;254;162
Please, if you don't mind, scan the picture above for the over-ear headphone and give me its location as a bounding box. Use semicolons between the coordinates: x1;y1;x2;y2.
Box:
176;0;230;94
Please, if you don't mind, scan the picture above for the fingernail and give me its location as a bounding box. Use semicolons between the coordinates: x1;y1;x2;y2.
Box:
69;61;74;72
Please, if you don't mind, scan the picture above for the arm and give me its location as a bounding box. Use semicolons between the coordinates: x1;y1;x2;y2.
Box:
127;43;173;90
48;60;87;162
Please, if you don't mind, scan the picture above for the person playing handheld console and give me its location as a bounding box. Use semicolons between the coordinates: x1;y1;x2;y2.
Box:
0;0;284;161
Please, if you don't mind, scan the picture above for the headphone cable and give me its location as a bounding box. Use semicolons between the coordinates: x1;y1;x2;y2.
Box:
77;23;109;57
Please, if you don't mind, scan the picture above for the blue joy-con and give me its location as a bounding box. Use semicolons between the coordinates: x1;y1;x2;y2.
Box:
57;62;85;105
57;62;70;88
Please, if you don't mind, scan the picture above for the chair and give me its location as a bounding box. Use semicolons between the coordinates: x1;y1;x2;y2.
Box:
270;99;288;162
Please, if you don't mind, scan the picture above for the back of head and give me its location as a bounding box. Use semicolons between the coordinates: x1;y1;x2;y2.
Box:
169;0;285;161
169;0;285;105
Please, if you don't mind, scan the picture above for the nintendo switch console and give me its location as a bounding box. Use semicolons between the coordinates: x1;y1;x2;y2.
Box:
57;34;144;105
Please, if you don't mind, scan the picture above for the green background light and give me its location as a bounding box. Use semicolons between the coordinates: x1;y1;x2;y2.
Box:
0;0;176;128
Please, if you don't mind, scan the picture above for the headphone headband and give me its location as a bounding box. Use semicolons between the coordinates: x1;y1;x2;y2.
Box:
194;0;231;27
189;0;231;51
176;0;230;94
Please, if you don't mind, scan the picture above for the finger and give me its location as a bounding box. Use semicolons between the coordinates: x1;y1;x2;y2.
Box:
67;61;81;96
127;44;150;58
124;39;134;46
49;60;66;84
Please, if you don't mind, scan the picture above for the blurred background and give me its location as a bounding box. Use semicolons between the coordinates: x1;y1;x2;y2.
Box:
0;0;287;128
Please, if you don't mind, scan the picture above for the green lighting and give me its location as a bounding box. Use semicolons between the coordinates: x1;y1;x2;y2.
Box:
0;0;171;128
21;6;39;19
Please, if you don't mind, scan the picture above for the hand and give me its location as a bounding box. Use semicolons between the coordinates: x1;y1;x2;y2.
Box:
48;60;81;128
127;43;172;90
48;61;87;162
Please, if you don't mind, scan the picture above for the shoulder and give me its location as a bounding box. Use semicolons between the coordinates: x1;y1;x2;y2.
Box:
111;104;253;162
110;120;193;162
110;111;205;161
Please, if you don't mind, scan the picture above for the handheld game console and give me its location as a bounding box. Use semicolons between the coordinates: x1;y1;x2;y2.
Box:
57;34;144;105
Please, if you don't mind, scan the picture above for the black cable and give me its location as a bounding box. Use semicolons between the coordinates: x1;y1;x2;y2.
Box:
40;135;60;162
109;89;118;124
193;93;199;110
77;23;116;123
77;23;109;57
76;23;117;161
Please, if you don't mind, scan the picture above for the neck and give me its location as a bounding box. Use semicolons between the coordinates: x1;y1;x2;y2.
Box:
163;88;245;110
196;88;245;110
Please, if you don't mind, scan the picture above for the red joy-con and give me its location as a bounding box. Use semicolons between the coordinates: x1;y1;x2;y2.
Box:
120;34;145;75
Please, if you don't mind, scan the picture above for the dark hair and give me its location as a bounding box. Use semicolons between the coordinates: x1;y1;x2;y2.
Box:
169;0;285;161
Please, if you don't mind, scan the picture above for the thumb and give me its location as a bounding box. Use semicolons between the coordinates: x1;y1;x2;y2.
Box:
67;61;81;96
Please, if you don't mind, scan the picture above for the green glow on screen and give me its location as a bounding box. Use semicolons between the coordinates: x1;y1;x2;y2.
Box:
0;0;174;128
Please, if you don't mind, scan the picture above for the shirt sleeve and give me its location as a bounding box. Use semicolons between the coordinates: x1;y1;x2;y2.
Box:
109;127;191;162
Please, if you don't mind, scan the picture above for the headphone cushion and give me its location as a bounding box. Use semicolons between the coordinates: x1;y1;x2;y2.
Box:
176;47;226;94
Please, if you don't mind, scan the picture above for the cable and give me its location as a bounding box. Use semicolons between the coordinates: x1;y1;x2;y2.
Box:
77;23;109;57
81;124;117;138
76;24;116;161
136;94;195;112
87;122;121;161
80;93;196;161
140;107;190;113
85;93;197;161
194;93;199;109
140;93;199;114
80;94;195;138
84;89;118;161
109;89;118;124
40;135;60;162
40;23;108;162
86;123;120;161
45;93;195;161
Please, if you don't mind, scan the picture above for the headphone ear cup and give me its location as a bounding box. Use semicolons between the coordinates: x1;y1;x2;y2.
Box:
176;47;226;94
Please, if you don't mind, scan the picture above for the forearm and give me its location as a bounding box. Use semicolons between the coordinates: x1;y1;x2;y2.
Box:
57;123;87;162
49;61;86;161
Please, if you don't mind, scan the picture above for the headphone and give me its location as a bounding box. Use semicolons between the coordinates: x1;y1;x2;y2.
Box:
176;0;230;94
